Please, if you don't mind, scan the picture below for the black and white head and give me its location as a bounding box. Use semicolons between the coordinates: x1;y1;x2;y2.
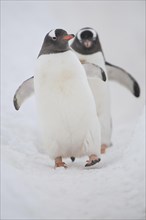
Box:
38;29;74;57
71;27;103;55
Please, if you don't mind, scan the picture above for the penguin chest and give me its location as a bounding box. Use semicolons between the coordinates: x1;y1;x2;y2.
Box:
34;55;83;104
34;54;96;152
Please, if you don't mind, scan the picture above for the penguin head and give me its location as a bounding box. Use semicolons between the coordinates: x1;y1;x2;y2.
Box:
38;29;75;57
71;27;102;55
77;28;97;48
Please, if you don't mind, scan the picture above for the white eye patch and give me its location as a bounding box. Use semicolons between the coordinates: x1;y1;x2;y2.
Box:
48;29;56;38
77;28;97;41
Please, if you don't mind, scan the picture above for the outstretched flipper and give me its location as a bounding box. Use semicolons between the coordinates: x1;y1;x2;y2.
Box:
13;76;34;110
106;62;140;97
83;63;107;82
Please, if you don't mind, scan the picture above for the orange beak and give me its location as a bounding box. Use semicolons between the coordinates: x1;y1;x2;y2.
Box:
63;34;75;41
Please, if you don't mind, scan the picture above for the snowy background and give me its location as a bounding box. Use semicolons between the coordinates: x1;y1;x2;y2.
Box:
1;1;145;219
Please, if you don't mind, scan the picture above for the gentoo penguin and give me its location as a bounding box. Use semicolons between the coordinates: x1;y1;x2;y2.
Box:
70;27;141;157
71;28;112;155
24;29;106;168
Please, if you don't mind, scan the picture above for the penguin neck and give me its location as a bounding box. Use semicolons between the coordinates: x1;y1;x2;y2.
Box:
38;42;70;57
74;51;106;73
71;39;103;55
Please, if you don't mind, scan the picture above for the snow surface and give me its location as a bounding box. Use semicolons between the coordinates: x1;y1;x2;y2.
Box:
1;1;145;220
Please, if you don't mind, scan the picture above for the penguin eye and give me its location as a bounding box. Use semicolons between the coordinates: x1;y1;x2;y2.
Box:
52;36;57;41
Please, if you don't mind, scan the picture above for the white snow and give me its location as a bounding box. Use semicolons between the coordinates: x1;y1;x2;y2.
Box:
1;1;145;220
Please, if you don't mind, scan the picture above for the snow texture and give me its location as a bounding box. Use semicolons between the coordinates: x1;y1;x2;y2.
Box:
1;1;145;220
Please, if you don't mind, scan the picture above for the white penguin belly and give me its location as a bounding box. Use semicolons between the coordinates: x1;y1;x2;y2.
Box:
34;51;101;159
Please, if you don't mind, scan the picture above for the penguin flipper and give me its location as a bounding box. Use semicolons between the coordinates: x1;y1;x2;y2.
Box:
13;76;34;110
82;63;106;82
105;62;140;97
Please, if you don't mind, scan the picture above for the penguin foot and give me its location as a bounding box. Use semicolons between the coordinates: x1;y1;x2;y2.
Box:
85;154;101;167
101;144;108;154
55;157;67;168
70;156;75;162
55;162;67;168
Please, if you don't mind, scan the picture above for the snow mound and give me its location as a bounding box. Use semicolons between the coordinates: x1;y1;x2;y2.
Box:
1;108;145;220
